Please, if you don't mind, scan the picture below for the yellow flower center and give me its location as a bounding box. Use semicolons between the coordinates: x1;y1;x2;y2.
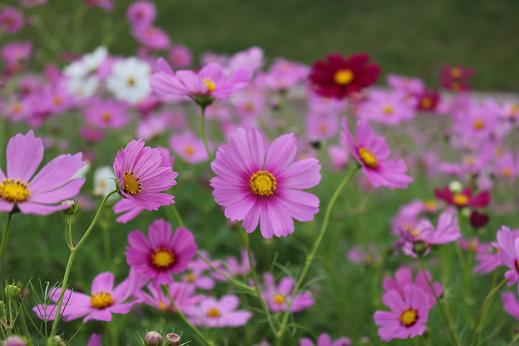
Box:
203;78;216;92
383;105;394;115
184;146;195;156
273;294;285;305
12;103;22;113
400;308;418;327
151;249;175;268
186;273;197;283
101;112;112;123
358;147;378;168
0;178;31;203
450;68;462;78
127;78;136;87
318;124;328;134
53;97;63;106
423;199;436;211
502;167;513;177
90;292;114;309
473;119;485;130
249;170;277;197
334;69;354;85
453;193;469;207
206;307;221;318
123;172;142;196
510;104;519;116
421;97;432;109
158;301;169;311
244;102;255;112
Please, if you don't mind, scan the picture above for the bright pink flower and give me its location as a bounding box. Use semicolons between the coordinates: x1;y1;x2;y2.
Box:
113;198;144;224
342;119;412;189
84;98;129;129
0;131;85;215
387;74;424;97
185;295;252;327
138;281;203;312
150;59;252;105
306;112;339;141
357;90;415;125
212;249;251;281
126;219;197;284
502;292;519;321
262;273;314;313
127;0;156;28
415;89;440;112
113;140;177;210
1;41;32;71
373;285;431;342
0;6;24;34
87;334;102;346
210;127;321;238
434;186;490;209
168;44;192;68
300;333;351;346
170;132;208;164
328;144;349;171
439;65;475;92
181;255;216;290
496;226;519;291
260;58;308;91
475;243;502;274
34;271;142;322
229;47;264;72
133;26;170;50
80;127;105;143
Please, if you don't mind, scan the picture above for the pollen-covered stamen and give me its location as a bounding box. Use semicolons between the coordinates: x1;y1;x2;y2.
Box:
249;170;277;197
334;69;353;85
206;307;221;318
0;178;31;203
184;146;195;156
203;78;216;93
90;292;114;309
383;105;394;116
473;119;485;131
101;112;112;123
127;77;136;87
151;249;175;268
358;147;378;168
452;193;469;207
421;97;432;109
400;308;418;327
272;294;285;305
186;273;197;283
123;172;142;196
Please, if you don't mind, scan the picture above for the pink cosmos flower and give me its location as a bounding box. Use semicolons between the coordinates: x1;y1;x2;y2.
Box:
113;140;177;211
170;132;208;164
300;334;351;346
113;198;144;224
138;281;203;312
34;271;141;322
0;131;85;215
383;266;443;308
150;59;252;105
0;6;24;34
1;41;32;71
87;334;102;346
262;273;314;313
185;295;252;327
357;90;415;125
229;46;264;72
212;249;251;281
260;58;309;91
496;226;519;291
133;26;171;50
306;112;339;141
126;219;197;284
387;74;424;97
475;243;502;274
181;256;216;290
342;119;412;189
127;0;156;28
502;292;519;321
210;127;321;238
84;98;129;129
232;87;265;121
373;284;431;342
168;44;192;68
328;144;349;171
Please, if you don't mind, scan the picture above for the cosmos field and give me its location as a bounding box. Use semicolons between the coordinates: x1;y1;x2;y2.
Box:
1;1;519;345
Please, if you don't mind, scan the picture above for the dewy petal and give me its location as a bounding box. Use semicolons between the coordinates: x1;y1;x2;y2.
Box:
6;130;44;181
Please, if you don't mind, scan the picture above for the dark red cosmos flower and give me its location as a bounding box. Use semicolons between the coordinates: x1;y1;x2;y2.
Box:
415;89;440;111
309;53;381;99
434;186;490;209
439;65;475;93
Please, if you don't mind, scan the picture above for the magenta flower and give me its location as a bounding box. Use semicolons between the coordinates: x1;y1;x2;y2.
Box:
34;271;142;322
0;6;24;34
210;127;321;238
133;26;171;50
212;249;251;281
87;334;102;346
150;59;252;105
113;198;144;224
113;140;177;210
475;243;502;274
496;226;519;291
342;119;412;189
168;44;192;68
262;273;314;313
170;131;208;164
300;334;351;346
181;256;216;290
373;284;431;342
126;219;197;284
357;90;416;126
137;281;203;312
502;292;519;321
383;266;443;308
185;295;252;328
0;131;85;215
84;98;129;129
1;41;32;71
127;0;156;28
306;112;339;141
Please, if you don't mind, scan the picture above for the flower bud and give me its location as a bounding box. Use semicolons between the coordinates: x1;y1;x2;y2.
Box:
61;200;78;215
143;331;163;346
46;336;66;346
164;333;181;346
3;335;28;346
5;282;22;298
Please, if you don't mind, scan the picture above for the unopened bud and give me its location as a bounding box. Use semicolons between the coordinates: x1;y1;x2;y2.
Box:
3;335;28;346
143;331;163;346
61;200;78;215
5;282;22;298
164;333;181;346
46;336;65;346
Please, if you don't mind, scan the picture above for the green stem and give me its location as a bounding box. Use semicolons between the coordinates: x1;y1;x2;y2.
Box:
170;296;215;346
276;166;358;342
172;205;185;228
507;333;519;346
65;215;73;250
200;106;214;162
470;278;507;346
49;191;117;338
241;228;277;335
0;212;13;259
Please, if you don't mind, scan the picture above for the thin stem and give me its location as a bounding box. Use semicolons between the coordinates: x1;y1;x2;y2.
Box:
49;191;117;338
0;212;13;259
170;294;215;346
240;228;277;335
276;167;358;342
172;205;185;228
507;333;519;346
470;278;507;346
65;215;73;250
199;106;214;162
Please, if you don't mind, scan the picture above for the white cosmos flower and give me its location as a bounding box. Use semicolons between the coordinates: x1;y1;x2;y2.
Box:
64;46;108;79
106;57;150;104
93;166;116;197
67;75;99;99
